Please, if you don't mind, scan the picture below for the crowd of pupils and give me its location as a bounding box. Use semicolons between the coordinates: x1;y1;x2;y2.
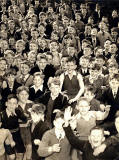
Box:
0;0;119;160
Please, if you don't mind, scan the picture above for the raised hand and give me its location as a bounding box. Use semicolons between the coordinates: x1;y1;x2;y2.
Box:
64;106;72;122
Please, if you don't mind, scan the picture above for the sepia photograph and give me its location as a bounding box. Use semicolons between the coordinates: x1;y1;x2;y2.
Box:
0;0;119;159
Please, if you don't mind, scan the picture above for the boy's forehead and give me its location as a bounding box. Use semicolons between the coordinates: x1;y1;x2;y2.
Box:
91;129;103;136
8;98;17;102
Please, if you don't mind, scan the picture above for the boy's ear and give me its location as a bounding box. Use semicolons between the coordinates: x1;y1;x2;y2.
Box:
74;64;77;69
5;101;8;107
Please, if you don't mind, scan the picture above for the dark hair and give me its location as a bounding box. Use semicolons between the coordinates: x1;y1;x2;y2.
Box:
31;103;46;114
7;94;18;101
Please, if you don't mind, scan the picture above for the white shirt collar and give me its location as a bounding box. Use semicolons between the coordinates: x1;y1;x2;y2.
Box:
55;128;65;140
32;84;43;92
65;70;77;75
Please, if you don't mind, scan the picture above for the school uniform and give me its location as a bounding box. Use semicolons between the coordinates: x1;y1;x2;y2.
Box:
61;71;81;100
1;81;21;105
29;84;46;102
31;120;50;160
38;91;69;128
16;74;33;87
0;108;27;154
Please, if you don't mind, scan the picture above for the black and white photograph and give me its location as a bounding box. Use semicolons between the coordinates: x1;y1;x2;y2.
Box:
0;0;119;160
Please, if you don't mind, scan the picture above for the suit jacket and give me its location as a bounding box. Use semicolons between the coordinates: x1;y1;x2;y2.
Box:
1;80;21;105
101;87;119;122
38;92;69;126
32;120;50;160
37;128;71;160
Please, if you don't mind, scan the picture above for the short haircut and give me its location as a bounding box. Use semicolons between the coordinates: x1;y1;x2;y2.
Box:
77;97;90;106
54;111;64;120
7;94;18;101
48;77;60;88
33;72;44;79
31;103;46;114
90;126;104;135
17;86;29;95
67;57;76;64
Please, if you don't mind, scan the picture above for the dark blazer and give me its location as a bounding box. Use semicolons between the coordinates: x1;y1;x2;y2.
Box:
101;87;119;122
31;120;50;160
29;86;46;102
89;37;100;48
38;92;69;126
1;80;21;105
64;126;119;160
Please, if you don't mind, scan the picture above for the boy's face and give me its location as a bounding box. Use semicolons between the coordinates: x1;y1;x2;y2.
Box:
2;41;8;50
84;90;94;99
31;30;39;39
0;60;7;71
95;49;103;57
115;117;119;133
109;78;119;89
18;90;29;103
67;47;76;56
33;76;43;87
20;64;30;75
91;28;97;36
54;117;64;130
49;83;60;96
111;31;118;38
38;25;45;34
95;58;104;66
109;67;118;75
16;43;24;53
80;58;89;68
75;14;81;21
67;61;76;74
83;47;92;56
46;55;53;64
6;98;18;112
37;58;47;70
31;111;44;123
50;42;58;52
110;44;117;53
112;10;118;18
8;22;15;30
68;26;75;34
28;53;36;63
77;100;90;116
30;43;38;51
5;53;14;64
104;40;111;49
7;74;15;83
39;15;46;22
89;129;105;148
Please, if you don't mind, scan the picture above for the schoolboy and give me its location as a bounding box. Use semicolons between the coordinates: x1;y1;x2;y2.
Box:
79;56;90;77
0;94;27;160
37;112;72;160
38;77;69;128
60;57;84;104
30;103;50;160
17;86;33;160
16;61;33;87
29;72;46;101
